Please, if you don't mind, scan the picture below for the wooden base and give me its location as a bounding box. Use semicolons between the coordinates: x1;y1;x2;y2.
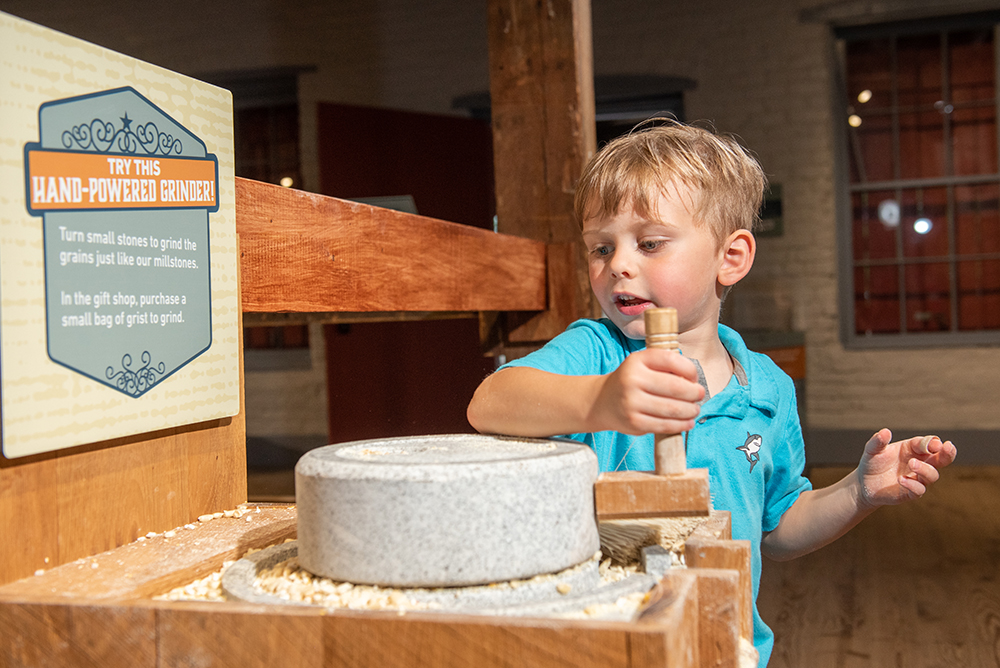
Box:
0;581;698;668
0;505;753;668
0;504;296;602
594;469;711;520
0;416;248;588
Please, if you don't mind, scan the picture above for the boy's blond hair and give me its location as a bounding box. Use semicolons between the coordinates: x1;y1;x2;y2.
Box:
574;121;767;246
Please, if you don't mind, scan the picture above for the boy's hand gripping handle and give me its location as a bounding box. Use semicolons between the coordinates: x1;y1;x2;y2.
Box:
644;307;687;476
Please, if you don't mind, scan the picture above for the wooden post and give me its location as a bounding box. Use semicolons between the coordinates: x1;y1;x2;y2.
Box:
644;307;687;475
686;535;754;644
487;0;598;343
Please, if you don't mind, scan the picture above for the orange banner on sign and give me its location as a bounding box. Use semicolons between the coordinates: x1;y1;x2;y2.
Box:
26;149;217;212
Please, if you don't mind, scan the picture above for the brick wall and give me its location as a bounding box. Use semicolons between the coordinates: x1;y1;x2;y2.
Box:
592;0;1000;451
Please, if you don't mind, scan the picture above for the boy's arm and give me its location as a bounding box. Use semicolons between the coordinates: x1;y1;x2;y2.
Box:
761;429;957;561
467;349;704;438
466;367;604;437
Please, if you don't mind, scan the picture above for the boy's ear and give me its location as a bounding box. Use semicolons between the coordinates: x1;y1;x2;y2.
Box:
718;229;756;287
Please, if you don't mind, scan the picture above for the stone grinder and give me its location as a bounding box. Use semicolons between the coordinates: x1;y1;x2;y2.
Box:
223;308;708;614
295;433;601;588
222;433;661;615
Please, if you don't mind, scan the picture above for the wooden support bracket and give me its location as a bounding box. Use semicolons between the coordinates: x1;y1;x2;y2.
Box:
594;469;711;520
684;517;753;643
686;568;741;668
633;570;701;668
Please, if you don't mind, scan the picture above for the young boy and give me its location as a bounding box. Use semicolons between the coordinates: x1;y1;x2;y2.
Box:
467;121;957;666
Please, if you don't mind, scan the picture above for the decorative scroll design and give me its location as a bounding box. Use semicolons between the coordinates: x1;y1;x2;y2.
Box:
105;351;166;396
61;112;183;156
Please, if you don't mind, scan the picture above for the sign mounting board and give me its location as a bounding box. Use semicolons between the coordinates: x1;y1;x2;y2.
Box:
1;12;240;458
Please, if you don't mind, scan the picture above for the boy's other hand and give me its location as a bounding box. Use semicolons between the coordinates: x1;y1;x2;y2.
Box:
856;429;957;509
591;349;705;436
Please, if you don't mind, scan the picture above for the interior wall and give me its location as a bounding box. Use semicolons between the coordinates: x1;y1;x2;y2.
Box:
316;102;494;228
324;319;495;444
3;0;997;463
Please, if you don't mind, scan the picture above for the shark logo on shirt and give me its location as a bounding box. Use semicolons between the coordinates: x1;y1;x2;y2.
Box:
737;432;762;473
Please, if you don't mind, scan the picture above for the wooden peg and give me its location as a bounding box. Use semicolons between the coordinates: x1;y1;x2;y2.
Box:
593;306;710;520
644;307;686;476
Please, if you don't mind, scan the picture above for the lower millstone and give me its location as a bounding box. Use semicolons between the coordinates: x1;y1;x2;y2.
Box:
220;541;664;619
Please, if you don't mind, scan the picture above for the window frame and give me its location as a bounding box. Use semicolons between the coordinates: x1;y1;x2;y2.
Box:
834;11;1000;348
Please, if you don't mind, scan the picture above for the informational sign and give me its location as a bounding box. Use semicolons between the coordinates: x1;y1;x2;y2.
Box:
1;12;241;457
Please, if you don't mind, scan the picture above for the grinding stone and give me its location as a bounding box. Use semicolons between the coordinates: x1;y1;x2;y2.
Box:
221;541;604;611
295;434;600;587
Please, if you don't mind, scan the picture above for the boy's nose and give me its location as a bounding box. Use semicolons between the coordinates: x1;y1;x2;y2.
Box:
609;251;634;278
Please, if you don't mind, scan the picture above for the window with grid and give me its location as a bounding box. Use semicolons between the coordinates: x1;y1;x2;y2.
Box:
839;13;1000;345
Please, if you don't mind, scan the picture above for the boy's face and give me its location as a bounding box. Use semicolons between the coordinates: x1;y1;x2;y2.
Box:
581;181;727;340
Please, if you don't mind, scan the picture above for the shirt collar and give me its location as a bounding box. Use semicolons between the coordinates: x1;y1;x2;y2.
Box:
716;324;779;418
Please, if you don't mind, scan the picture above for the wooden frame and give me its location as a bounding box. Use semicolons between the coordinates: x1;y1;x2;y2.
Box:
1;182;752;668
0;504;750;668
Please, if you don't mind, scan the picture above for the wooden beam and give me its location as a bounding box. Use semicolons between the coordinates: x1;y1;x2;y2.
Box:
236;178;547;314
488;0;597;341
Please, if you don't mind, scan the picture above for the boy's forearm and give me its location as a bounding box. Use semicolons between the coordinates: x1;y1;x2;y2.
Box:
467;367;603;437
761;470;876;562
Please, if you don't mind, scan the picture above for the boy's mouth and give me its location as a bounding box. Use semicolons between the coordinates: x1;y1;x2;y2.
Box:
614;294;653;317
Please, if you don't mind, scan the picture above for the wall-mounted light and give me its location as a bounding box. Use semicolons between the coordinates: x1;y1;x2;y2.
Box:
857;89;872;103
878;199;900;227
913;218;933;234
279;177;294;188
848;114;862;127
933;100;954;114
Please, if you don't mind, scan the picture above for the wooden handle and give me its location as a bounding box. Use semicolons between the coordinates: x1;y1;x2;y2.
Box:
644;307;686;476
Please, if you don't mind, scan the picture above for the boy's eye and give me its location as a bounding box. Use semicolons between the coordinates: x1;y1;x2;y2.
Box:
590;245;612;257
639;239;664;252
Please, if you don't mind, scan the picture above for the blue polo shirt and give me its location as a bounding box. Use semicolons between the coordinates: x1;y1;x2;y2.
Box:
499;318;811;667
